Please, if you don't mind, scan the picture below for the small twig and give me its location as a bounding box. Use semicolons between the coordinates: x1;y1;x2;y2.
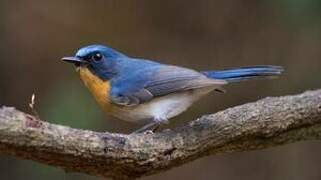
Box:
28;93;41;120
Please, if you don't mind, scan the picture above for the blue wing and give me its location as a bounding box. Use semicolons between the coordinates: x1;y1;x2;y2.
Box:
110;62;226;106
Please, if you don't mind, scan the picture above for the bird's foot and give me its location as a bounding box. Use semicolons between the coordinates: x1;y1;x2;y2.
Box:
143;130;154;135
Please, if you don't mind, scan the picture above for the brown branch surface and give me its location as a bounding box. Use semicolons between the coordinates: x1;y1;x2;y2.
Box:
0;90;321;179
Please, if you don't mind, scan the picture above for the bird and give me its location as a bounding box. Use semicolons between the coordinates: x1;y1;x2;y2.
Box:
62;44;283;133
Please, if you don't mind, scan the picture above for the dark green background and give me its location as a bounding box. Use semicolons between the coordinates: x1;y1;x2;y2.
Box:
1;0;321;179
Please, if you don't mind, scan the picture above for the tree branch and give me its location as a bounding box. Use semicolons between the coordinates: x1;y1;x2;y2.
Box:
0;90;321;179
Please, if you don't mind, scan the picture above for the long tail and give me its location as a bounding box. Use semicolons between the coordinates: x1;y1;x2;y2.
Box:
201;65;284;83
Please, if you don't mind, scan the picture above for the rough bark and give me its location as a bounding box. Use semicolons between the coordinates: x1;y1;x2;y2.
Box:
0;90;320;179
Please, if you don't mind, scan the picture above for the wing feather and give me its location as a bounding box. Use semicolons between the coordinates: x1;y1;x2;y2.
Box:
111;65;226;106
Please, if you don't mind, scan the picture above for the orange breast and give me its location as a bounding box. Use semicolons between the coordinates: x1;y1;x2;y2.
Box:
78;67;113;111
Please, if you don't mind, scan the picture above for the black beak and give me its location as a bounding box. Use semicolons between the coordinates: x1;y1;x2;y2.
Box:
61;56;87;65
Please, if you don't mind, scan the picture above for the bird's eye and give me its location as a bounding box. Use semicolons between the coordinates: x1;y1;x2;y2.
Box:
92;53;102;61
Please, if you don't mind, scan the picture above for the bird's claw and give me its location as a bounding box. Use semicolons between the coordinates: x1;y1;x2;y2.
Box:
143;130;154;135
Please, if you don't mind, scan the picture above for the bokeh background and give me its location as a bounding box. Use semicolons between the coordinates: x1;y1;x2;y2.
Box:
1;0;321;179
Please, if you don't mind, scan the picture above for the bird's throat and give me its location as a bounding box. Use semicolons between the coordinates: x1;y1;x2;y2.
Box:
78;67;112;110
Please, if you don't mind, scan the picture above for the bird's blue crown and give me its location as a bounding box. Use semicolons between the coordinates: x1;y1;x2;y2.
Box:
76;44;127;59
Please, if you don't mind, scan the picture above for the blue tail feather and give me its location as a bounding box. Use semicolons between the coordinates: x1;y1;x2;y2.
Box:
202;65;284;83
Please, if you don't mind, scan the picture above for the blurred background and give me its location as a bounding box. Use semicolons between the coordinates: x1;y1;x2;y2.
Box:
1;0;321;179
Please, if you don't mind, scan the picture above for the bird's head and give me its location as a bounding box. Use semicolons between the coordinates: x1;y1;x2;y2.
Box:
62;44;127;80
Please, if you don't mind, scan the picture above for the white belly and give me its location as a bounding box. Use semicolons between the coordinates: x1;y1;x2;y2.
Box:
110;87;215;124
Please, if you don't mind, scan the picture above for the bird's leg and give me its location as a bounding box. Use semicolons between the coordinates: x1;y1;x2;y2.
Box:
131;121;160;134
151;118;169;132
131;118;169;134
